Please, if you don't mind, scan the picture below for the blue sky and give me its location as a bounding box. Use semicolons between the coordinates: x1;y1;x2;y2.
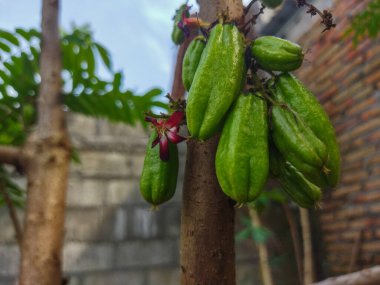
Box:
0;0;199;95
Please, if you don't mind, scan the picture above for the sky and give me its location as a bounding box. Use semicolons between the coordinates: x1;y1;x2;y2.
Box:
0;1;256;96
0;0;200;95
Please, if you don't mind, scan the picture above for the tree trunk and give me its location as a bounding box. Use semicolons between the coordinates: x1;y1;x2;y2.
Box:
180;137;236;285
179;2;244;285
19;0;71;284
300;208;314;285
249;208;273;285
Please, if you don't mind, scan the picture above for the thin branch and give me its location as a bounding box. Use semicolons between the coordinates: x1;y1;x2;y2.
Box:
242;3;266;31
0;179;23;248
295;0;336;32
300;208;314;284
249;207;274;285
282;203;303;285
311;266;380;285
170;30;196;101
244;0;258;13
0;145;24;171
348;229;363;273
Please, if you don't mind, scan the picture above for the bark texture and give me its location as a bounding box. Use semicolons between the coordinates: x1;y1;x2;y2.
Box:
19;0;71;284
179;2;244;284
180;137;236;285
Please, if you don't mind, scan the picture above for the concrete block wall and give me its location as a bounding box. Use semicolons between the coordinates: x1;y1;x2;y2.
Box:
0;113;259;285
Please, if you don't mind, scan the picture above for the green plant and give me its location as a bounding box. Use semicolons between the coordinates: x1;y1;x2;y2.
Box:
269;73;340;188
345;0;380;45
140;130;179;206
186;23;246;140
216;92;269;203
0;25;167;206
251;36;304;72
182;36;206;91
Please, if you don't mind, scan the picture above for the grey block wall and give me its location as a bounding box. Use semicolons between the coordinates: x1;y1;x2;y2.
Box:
0;114;259;285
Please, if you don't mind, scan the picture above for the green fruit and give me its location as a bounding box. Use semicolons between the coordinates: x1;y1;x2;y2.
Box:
251;36;303;71
270;73;340;187
186;24;246;140
171;4;189;45
270;103;329;187
270;148;322;209
140;131;179;206
216;93;269;203
182;36;206;91
260;0;283;9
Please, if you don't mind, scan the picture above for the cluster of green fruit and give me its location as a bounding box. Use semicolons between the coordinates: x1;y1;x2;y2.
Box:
140;21;340;209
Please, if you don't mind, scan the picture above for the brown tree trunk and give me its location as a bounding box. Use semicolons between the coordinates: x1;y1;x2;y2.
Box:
19;0;71;284
179;2;244;285
180;137;236;285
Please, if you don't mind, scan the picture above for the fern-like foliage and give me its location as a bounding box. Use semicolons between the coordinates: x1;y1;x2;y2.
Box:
0;25;167;206
0;25;166;146
345;0;380;45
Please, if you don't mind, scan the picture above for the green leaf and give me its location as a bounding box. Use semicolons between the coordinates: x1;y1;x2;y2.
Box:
0;29;20;46
345;0;380;45
71;148;81;164
0;41;11;53
86;46;96;76
94;43;112;70
15;28;32;40
252;226;272;244
235;227;253;242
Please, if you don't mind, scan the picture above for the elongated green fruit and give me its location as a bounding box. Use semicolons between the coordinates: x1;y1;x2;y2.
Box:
186;23;246;140
140;131;179;206
270;73;340;187
251;36;303;71
270;148;322;209
260;0;283;8
182;36;206;91
216;93;269;203
271;103;329;187
171;4;189;45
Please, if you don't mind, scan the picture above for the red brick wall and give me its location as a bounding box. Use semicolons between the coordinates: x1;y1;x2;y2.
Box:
295;0;380;275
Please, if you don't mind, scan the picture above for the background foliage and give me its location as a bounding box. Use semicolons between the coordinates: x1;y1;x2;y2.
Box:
0;25;168;206
345;0;380;44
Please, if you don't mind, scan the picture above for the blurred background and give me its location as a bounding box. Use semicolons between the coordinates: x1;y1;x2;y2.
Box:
0;0;379;284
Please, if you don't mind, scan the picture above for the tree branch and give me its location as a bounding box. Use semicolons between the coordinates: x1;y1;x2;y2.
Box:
300;208;314;284
0;179;23;248
170;20;197;101
311;266;380;285
0;146;23;170
249;207;273;285
282;203;303;285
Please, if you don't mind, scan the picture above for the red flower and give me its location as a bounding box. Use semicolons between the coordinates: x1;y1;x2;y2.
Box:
145;111;186;161
177;6;209;37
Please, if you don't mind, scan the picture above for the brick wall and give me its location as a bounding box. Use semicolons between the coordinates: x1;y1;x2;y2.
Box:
288;0;380;276
0;113;259;285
